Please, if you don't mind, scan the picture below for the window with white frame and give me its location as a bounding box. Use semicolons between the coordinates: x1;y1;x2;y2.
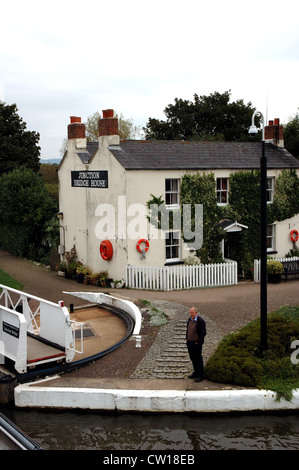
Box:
267;224;275;251
267;177;274;203
165;178;179;206
216;177;229;205
165;231;180;261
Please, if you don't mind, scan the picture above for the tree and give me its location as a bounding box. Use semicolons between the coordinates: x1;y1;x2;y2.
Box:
144;90;259;142
0;101;40;175
39;163;59;202
0;167;57;260
284;112;299;158
86;111;142;141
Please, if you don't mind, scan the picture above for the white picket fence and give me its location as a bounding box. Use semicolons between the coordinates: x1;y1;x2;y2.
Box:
253;256;299;282
125;261;238;291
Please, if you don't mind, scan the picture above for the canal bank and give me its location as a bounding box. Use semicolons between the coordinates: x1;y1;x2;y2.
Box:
1;249;299;414
14;376;299;413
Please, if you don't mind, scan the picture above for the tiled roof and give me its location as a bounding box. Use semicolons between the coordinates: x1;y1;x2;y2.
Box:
76;142;98;163
108;140;299;170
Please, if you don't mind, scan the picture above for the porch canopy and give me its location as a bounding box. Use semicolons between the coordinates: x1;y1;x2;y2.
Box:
216;220;248;232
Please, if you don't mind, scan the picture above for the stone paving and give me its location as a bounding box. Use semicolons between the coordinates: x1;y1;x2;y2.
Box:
1;249;299;385
130;300;223;379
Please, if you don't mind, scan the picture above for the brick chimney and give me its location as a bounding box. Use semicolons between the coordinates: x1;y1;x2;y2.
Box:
265;118;284;148
98;109;119;137
67;116;86;149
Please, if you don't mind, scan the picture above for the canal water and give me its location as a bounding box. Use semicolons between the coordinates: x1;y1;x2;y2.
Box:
1;407;299;450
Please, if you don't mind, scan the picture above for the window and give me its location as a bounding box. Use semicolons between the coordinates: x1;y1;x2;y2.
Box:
216;178;229;205
165;179;179;206
267;178;274;203
165;231;180;261
267;224;275;251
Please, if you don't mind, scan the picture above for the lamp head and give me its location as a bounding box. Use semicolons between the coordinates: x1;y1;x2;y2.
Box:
248;125;258;136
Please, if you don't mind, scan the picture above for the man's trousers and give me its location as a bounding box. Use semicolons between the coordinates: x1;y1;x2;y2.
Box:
186;340;204;378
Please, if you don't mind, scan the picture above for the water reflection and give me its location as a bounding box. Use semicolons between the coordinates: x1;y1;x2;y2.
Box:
2;408;299;450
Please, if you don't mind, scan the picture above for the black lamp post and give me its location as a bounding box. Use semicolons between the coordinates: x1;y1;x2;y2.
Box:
249;110;267;350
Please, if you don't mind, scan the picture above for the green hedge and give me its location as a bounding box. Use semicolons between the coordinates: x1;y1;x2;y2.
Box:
205;305;299;400
0;223;49;261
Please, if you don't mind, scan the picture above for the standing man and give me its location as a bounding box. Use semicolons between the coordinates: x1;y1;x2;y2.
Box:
186;307;206;382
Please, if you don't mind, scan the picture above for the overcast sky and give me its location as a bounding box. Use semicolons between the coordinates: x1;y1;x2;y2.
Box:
1;0;298;159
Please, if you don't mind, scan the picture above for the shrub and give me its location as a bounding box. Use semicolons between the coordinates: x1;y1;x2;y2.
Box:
267;260;284;274
205;306;299;400
141;300;167;327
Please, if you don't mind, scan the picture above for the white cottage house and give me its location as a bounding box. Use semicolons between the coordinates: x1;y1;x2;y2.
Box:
58;110;299;284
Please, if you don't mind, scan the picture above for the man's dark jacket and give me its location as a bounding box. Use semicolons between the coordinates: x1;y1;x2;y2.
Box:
186;315;206;345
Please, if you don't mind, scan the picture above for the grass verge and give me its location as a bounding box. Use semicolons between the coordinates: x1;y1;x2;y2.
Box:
0;268;23;290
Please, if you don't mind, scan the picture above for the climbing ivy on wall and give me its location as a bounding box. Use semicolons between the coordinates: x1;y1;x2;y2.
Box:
224;170;261;274
180;173;223;263
181;169;299;274
268;170;299;223
148;169;299;275
221;169;299;274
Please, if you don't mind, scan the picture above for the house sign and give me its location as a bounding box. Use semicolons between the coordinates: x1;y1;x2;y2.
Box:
71;171;108;188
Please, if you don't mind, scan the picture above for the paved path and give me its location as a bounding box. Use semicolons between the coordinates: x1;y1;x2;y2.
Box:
2;249;299;332
130;301;223;379
1;249;299;387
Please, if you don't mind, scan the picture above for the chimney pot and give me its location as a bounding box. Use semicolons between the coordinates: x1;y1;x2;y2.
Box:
265;117;284;148
68;116;86;140
102;109;114;119
70;116;81;124
98;109;118;137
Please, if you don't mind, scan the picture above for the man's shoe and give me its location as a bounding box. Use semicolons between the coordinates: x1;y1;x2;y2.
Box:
188;373;196;378
194;376;204;382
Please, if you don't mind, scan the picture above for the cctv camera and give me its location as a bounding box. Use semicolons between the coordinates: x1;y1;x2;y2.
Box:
248;125;258;136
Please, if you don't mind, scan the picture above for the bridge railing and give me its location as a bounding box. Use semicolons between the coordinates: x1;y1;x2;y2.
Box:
0;284;82;373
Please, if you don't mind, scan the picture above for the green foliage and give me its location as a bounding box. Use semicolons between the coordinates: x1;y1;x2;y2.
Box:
0;269;23;290
180;172;223;263
86;110;142;141
205;306;299;400
39;163;59;202
268;170;299;223
0;167;58;260
146;194;167;230
44;215;60;248
284;113;299;158
144;91;259;142
222;169;299;275
226;170;260;273
176;168;299;270
141;300;167;327
267;260;283;274
0;101;40;175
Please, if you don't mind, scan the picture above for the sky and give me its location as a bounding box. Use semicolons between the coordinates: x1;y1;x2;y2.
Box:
1;0;298;159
